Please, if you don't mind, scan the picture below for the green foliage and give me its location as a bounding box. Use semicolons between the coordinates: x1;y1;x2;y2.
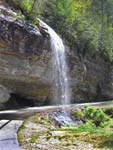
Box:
84;106;110;127
5;0;42;24
42;0;74;32
30;134;38;143
73;106;111;128
102;106;113;118
73;109;84;120
42;0;113;61
59;124;113;149
13;0;43;24
30;115;50;124
30;115;40;123
42;116;49;123
18;0;32;13
17;123;26;144
43;0;90;32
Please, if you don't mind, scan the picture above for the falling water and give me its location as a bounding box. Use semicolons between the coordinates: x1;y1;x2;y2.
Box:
39;19;70;105
39;20;74;125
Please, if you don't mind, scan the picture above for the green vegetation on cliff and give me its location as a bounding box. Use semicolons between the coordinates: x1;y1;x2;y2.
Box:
5;0;113;61
5;0;42;24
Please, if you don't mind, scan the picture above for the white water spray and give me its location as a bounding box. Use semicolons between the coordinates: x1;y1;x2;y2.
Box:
39;20;71;106
39;20;74;125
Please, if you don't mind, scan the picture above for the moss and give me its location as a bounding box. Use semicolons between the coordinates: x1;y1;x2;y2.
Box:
30;134;38;143
56;126;113;148
17;122;26;145
74;132;113;149
30;115;40;123
29;114;50;125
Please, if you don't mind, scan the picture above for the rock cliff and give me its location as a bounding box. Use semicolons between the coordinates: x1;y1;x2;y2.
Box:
0;4;52;108
0;2;113;109
68;53;111;102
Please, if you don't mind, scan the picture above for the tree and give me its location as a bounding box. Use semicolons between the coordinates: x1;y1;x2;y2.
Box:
42;0;113;61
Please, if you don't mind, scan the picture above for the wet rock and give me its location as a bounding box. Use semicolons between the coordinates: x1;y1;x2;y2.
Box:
50;111;75;126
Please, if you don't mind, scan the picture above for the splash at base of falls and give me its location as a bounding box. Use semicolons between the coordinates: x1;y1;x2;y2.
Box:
50;110;84;126
50;110;75;126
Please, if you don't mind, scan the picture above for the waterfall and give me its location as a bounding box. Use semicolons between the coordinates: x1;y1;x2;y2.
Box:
39;19;71;106
39;20;74;125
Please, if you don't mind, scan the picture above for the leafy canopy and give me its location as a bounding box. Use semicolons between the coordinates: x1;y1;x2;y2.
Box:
42;0;113;61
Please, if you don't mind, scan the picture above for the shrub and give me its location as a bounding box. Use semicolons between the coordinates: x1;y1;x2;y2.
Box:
84;106;111;127
102;107;113;118
5;0;43;25
73;106;111;128
73;109;84;120
17;0;42;24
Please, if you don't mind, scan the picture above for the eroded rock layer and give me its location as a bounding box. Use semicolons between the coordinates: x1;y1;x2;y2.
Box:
0;5;52;106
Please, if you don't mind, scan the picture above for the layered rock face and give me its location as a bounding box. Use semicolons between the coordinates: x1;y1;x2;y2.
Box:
68;54;111;102
0;5;52;107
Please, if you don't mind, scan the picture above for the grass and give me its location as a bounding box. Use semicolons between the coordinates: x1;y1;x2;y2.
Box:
54;124;113;149
17;122;26;145
30;134;38;143
30;114;50;124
